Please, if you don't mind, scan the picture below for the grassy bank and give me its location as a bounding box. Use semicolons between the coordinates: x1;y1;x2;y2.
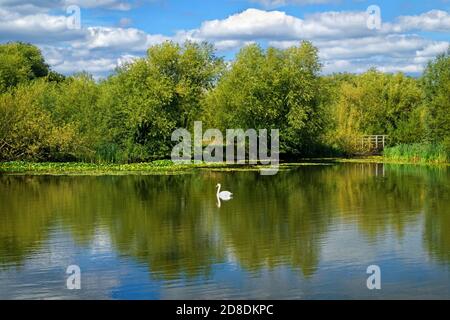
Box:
383;143;450;164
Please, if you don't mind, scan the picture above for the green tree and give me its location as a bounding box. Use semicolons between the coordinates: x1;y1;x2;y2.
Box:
329;70;423;153
0;42;49;93
52;73;102;160
422;48;450;147
205;41;325;156
98;41;224;161
0;80;80;161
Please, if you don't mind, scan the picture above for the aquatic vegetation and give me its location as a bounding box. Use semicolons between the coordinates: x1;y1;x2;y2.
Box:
384;143;449;164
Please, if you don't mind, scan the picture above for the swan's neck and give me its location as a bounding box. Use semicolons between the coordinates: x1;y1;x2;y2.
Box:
216;184;221;196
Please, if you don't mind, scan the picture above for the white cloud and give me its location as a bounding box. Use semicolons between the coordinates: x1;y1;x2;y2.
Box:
315;35;436;60
73;27;168;51
0;0;133;12
0;5;168;77
395;10;450;33
0;8;84;42
41;45;115;76
189;8;449;75
116;54;139;68
1;3;449;77
377;64;424;74
214;40;246;51
185;8;449;44
56;57;117;74
270;34;449;75
189;9;373;41
416;42;449;57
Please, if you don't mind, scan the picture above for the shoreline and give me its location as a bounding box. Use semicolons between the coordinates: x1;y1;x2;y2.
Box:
1;157;449;176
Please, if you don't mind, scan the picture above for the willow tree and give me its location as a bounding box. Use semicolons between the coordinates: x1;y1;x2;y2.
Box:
98;41;224;161
329;70;423;153
205;41;326;156
0;80;80;161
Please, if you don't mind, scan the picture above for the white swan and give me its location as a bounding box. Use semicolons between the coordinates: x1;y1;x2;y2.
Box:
216;183;232;201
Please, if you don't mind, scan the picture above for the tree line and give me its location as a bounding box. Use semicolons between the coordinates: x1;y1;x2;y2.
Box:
0;41;449;162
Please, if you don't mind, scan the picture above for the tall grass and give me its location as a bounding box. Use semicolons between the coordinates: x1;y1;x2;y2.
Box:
384;143;449;164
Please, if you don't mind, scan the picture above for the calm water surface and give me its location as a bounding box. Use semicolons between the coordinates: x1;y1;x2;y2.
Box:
0;163;449;299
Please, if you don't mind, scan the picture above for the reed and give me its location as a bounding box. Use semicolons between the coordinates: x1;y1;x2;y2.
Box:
384;143;449;164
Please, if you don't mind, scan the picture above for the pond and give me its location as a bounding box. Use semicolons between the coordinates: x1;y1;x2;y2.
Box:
0;163;449;299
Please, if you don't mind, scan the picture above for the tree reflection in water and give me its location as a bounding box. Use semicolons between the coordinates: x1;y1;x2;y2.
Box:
0;163;449;279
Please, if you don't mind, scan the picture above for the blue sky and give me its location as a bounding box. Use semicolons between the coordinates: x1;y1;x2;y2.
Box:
0;0;449;77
